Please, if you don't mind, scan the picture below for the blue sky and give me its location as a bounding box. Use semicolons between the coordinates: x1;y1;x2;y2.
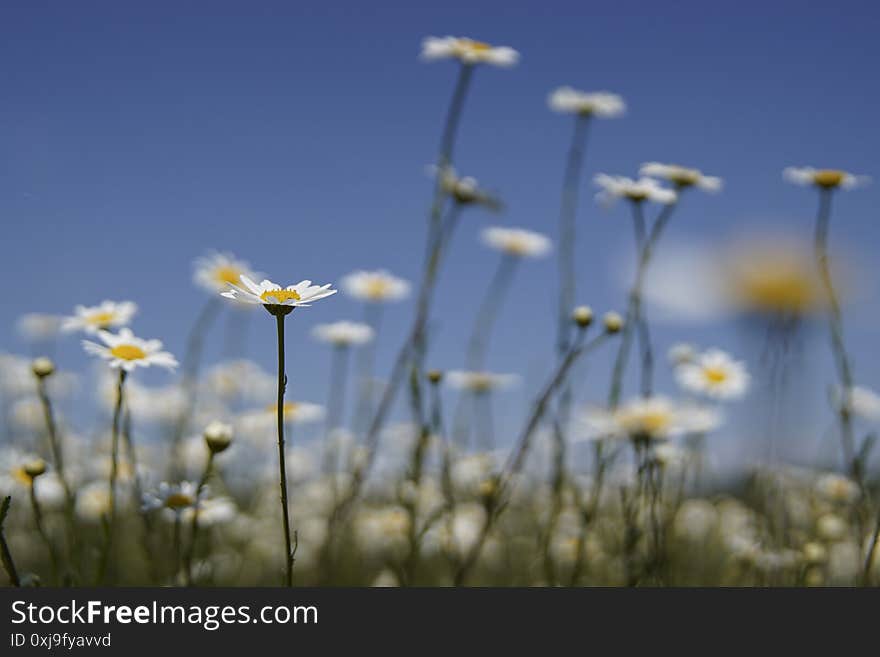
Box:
2;1;878;463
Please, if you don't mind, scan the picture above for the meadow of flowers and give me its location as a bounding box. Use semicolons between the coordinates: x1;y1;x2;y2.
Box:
1;36;878;588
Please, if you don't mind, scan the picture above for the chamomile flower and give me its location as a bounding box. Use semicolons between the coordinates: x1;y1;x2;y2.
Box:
62;301;138;335
142;481;202;516
311;321;374;347
783;167;870;190
815;473;860;504
445;370;520;393
676;348;750;400
342;270;410;303
193;251;258;294
668;343;698;365
832;385;880;422
481;227;552;258
421;36;519;67
432;166;502;210
82;328;178;372
640;162;723;192
594;174;677;206
547;87;626;117
221;275;337;309
578;396;705;442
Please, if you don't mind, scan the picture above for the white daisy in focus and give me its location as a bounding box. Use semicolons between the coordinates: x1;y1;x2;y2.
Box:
547;87;626;117
17;313;63;341
445;370;520;394
832;385;880;422
221;275;337;308
594;174;677;206
82;328;178;372
676;348;750;401
62;301;138;335
640;162;723;192
342;270;410;303
482;227;552;258
432;166;502;210
312;321;374;347
193;251;258;294
783;167;870;191
421;36;519;67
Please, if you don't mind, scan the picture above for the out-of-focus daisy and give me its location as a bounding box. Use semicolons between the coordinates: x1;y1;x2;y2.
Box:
578;396;713;442
203;359;275;403
547;87;626;117
180;496;237;526
311;321;375;347
832;385;880;422
239;401;325;437
221;275;337;309
445;370;520;394
341;270;410;303
17;313;63;341
143;481;202;516
482;227;552;258
676;348;750;400
815;473;860;504
433;166;502;210
640;162;722;192
83;328;178;372
421;36;519;67
594;174;677;206
783;167;870;191
193;251;258;294
75;482;114;522
62;301;137;335
668;343;697;365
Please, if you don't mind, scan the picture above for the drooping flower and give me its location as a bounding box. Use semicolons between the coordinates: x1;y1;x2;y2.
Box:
421;36;519;67
548;87;626;117
594;174;677;205
62;301;138;335
432;166;502;210
783;167;870;191
481;227;552;258
640;162;723;192
676;348;750;400
82;328;178;372
221;275;337;308
341;270;410;303
311;321;375;347
445;370;519;393
193;251;258;294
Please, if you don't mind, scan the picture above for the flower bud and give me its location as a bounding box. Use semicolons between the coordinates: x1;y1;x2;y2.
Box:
602;311;624;334
23;458;47;479
572;305;594;328
203;421;233;454
426;370;443;384
31;357;55;378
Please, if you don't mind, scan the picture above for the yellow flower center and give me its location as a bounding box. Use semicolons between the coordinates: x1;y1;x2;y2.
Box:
260;289;301;304
813;170;845;188
87;311;116;326
625;190;649;202
703;367;728;384
638;412;671;435
110;344;147;361
266;401;300;416
214;266;242;286
12;466;32;486
671;170;700;187
366;279;389;299
461;40;491;52
165;493;195;510
735;267;819;315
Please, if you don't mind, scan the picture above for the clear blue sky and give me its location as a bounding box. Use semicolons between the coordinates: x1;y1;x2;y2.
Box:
3;1;878;463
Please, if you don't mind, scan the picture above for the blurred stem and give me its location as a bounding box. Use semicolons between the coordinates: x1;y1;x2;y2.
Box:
863;508;880;585
273;310;295;587
185;451;214;586
29;482;60;584
322;345;351;476
97;368;126;585
0;496;21;587
352;303;383;435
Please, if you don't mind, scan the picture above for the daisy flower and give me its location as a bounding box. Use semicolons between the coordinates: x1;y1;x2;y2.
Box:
668;343;698;366
676;348;750;400
62;300;138;335
482;227;552;258
594;174;677;206
783;167;870;190
142;481;202;514
221;275;337;309
832;385;880;422
311;321;375;347
547;87;626;117
640;162;723;192
342;270;410;303
432;166;502;210
578;397;712;442
815;473;860;504
193;251;258;294
421;36;519;67
445;370;520;394
82;328;178;372
238;402;326;437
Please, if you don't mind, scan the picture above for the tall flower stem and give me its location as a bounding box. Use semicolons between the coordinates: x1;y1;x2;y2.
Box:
185;451;214;586
271;308;295;586
813;188;858;477
121;405;159;584
352;303;384;436
97;368;126;584
29;481;61;584
0;496;21;587
322;345;351;476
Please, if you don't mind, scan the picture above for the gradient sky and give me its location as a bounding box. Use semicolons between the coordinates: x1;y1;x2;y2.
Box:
3;1;879;465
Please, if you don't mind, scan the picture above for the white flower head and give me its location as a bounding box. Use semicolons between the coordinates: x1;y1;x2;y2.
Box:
676;348;750;401
481;226;552;258
238;401;325;437
445;370;520;393
432;166;502;210
82;328;178;372
815;473;860;504
783;167;870;191
143;481;202;514
62;300;138;335
548;87;626;118
668;343;698;366
578;396;700;442
421;36;519;67
221;275;337;309
640;162;723;192
594;174;677;206
312;321;375;347
833;385;880;422
17;313;63;341
342;270;410;303
193;251;258;294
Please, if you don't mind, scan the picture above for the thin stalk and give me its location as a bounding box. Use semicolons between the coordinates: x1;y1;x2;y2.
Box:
184;451;214;586
274;311;295;587
97;368;126;584
322;345;351;475
29;482;61;584
0;496;20;587
352;303;383;435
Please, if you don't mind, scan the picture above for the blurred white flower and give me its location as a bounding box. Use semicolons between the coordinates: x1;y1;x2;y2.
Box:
239;402;325;436
816;513;848;542
832;385;880;422
62;300;137;335
193;251;258;294
577;396;714;442
815;473;860;504
221;275;337;308
446;370;520;393
17;313;63;341
312;321;374;347
783;167;870;190
640;162;722;192
203;359;275;403
75;481;114;522
667;343;697;365
83;328;178;372
421;36;519;67
143;481;202;516
482;227;552;258
594;174;677;205
341;270;410;303
675;348;750;401
547;87;625;117
432;166;501;209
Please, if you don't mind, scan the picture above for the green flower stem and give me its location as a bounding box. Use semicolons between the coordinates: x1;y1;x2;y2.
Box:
97;368;126;585
184;451;214;586
272;308;295;586
0;496;21;587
